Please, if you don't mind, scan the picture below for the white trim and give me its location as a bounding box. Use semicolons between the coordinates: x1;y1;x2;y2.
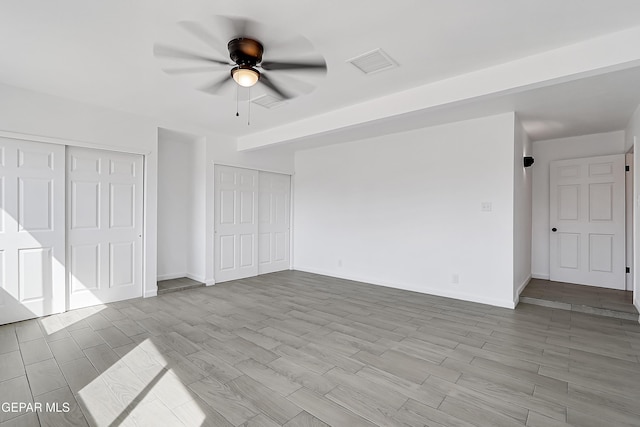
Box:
289;172;295;270
0;129;150;155
625;150;634;292
205;279;215;286
212;162;293;176
156;273;209;284
64;146;70;312
532;273;550;280
634;138;638;322
186;273;206;284
513;275;532;306
294;266;516;309
157;273;187;281
142;153;155;299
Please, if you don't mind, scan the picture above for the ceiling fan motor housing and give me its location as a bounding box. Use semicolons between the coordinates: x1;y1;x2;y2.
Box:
228;38;264;66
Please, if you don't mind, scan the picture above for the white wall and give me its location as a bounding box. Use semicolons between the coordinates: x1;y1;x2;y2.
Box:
531;131;626;279
0;82;159;297
157;129;209;283
514;117;533;302
188;137;207;283
625;104;640;314
293;113;517;308
157;130;192;280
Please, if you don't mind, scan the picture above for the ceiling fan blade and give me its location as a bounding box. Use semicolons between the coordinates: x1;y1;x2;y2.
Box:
162;65;229;75
178;21;230;59
217;15;261;39
265;34;314;55
259;73;293;99
153;44;230;65
200;75;233;95
274;73;316;94
261;60;327;72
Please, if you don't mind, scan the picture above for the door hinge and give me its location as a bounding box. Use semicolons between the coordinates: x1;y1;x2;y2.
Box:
626;267;630;273
626;165;630;172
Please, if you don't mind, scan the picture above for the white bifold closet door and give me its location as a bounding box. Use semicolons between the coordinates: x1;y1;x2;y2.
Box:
258;171;291;274
214;165;291;283
67;147;144;309
214;165;259;282
0;138;66;325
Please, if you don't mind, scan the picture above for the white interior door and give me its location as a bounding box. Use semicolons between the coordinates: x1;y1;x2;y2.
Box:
0;137;65;325
214;165;258;283
258;171;291;274
550;154;625;289
67;147;143;309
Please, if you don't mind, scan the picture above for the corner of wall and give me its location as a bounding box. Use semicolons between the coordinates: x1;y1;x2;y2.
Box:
513;275;532;307
144;138;158;300
513;114;533;305
157;273;186;282
186;273;206;284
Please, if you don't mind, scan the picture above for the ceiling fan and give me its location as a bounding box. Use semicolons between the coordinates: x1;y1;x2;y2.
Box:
154;16;327;101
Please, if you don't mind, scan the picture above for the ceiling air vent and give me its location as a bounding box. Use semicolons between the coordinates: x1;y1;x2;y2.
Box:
347;48;397;74
252;94;287;109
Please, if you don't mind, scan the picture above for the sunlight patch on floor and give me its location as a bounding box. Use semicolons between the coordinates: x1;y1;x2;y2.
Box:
39;305;106;335
76;339;205;426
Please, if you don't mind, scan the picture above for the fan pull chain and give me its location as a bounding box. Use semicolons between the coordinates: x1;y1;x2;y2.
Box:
247;87;251;126
235;84;239;117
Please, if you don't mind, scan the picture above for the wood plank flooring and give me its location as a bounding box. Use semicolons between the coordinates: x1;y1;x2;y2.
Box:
1;270;639;426
521;278;637;321
157;278;205;295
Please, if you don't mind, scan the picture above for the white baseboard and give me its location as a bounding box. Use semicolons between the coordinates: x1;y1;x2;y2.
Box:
531;273;549;280
205;279;215;286
157;272;186;281
144;290;157;298
513;275;532;306
186;273;206;284
294;265;516;309
157;272;207;284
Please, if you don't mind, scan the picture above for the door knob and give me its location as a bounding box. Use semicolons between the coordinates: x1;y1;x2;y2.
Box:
552;228;557;232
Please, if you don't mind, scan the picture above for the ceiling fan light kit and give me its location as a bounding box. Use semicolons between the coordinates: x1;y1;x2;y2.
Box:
231;65;260;87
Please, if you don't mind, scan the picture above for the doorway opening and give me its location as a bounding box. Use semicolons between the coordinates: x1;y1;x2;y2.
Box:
523;150;637;320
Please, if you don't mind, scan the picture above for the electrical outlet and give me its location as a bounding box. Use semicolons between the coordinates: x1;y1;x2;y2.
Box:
481;202;492;212
452;274;459;284
338;259;343;267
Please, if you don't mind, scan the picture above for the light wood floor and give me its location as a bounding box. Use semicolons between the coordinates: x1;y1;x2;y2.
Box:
1;270;639;426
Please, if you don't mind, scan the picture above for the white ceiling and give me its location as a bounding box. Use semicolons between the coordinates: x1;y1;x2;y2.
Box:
2;0;640;144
